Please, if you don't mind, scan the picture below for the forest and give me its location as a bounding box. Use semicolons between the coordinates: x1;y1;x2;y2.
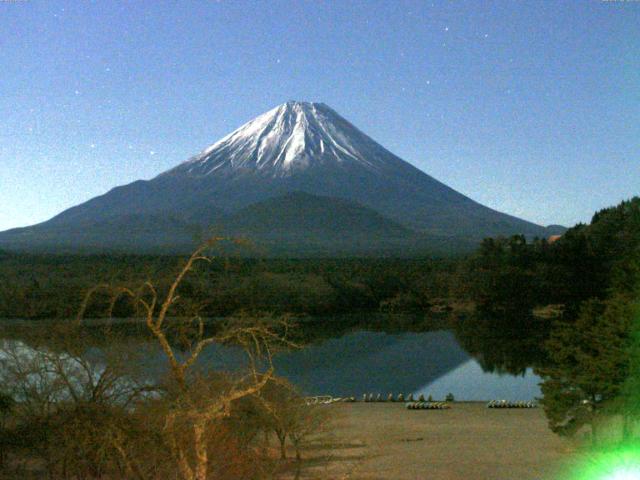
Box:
0;250;467;320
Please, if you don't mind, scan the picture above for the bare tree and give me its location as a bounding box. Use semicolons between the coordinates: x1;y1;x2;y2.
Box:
256;377;329;470
77;237;297;480
0;324;157;479
0;237;314;479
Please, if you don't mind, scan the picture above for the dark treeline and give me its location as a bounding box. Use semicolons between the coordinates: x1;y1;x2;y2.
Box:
0;253;468;320
464;197;640;316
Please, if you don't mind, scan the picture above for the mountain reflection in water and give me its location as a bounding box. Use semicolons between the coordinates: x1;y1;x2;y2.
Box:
0;319;543;401
415;361;540;401
216;329;540;400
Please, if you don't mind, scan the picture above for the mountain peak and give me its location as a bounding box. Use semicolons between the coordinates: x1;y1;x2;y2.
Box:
163;101;392;178
283;99;323;107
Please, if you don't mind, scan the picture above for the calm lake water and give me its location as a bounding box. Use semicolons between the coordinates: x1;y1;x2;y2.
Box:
0;321;542;401
271;330;541;400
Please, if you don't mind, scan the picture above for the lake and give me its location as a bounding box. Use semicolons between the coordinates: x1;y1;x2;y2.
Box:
270;330;541;400
0;319;542;402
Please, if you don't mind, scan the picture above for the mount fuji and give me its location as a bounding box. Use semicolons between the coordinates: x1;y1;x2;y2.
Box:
0;101;562;255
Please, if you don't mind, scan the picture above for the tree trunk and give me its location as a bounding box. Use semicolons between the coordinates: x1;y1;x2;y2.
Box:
194;419;209;480
177;446;195;480
623;414;632;442
590;403;599;447
294;457;302;480
262;429;270;455
292;437;301;461
277;431;287;459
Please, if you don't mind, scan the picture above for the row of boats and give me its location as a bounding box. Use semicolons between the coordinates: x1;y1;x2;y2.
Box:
358;393;446;403
304;396;538;408
406;402;451;410
486;400;538;408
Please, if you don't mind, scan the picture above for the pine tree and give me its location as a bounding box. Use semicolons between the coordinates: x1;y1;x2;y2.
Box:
537;296;634;443
618;295;640;441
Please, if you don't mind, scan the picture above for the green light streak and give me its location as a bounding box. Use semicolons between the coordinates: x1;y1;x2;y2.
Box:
562;443;640;480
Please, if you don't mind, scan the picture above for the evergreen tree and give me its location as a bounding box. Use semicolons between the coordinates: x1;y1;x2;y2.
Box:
537;296;635;443
618;295;640;441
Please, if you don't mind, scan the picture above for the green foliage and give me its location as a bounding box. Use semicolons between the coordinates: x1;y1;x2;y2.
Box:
465;235;557;313
618;296;640;439
465;197;640;315
453;311;551;375
537;297;636;439
458;197;640;442
0;255;461;319
534;199;640;442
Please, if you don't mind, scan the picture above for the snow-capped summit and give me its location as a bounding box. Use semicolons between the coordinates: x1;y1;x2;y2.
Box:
164;101;398;178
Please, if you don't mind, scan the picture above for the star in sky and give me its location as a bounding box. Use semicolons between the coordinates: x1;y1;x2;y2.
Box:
1;0;636;232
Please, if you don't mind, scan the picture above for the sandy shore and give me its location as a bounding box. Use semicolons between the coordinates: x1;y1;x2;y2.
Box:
295;402;575;480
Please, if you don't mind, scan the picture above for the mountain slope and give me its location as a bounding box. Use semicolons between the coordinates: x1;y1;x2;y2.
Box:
214;192;431;256
0;213;199;253
0;192;470;256
220;192;411;238
0;101;560;254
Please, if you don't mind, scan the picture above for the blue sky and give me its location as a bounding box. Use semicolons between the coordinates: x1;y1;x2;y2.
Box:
1;0;638;231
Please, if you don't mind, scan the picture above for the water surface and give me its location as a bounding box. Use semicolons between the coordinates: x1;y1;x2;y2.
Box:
1;320;542;401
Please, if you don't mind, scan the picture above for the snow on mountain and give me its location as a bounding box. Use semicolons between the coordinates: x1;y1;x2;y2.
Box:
163;101;396;178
